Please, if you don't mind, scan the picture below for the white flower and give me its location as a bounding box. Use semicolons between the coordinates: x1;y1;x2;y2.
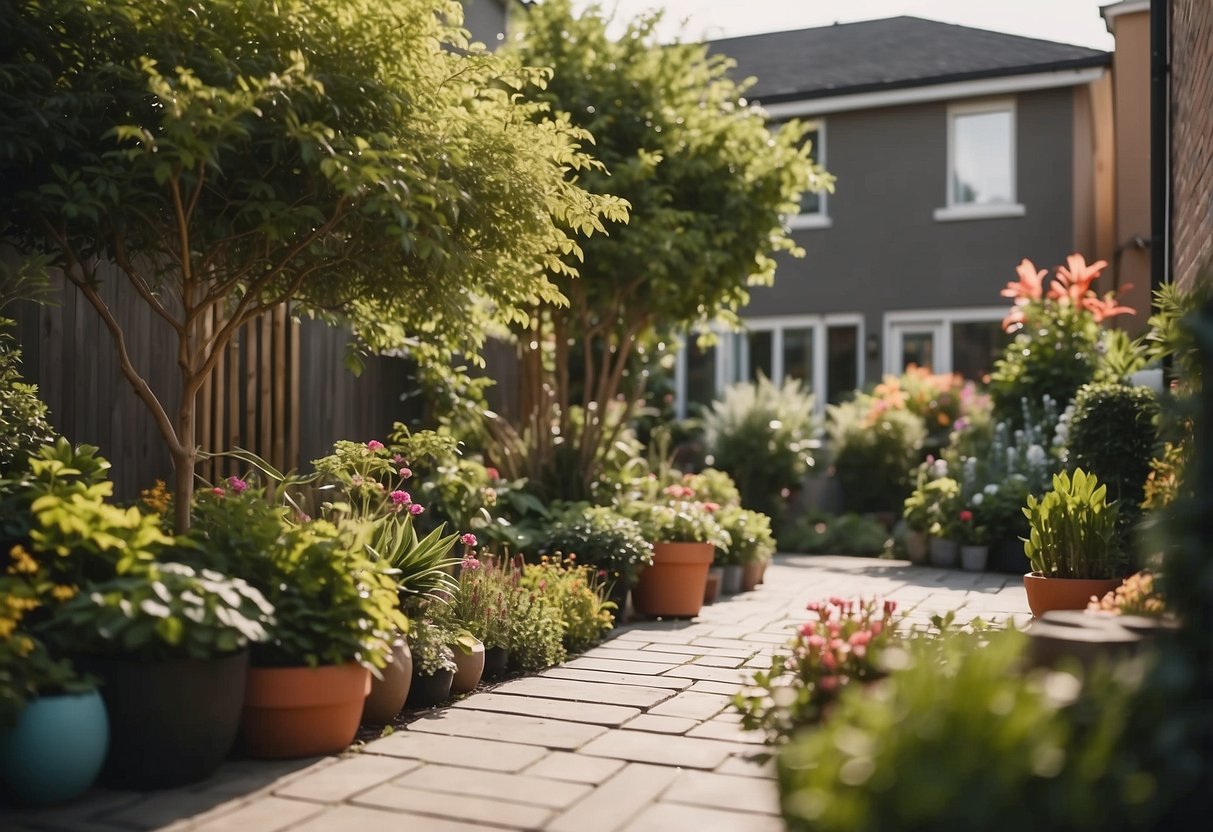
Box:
983;483;999;496
930;459;948;478
1026;444;1047;467
971;493;984;506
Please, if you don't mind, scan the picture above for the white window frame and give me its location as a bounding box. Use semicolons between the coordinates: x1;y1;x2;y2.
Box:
675;313;863;419
787;119;831;230
883;307;1006;376
933;98;1025;222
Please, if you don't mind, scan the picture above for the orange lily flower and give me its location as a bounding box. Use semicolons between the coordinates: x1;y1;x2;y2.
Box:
1083;292;1136;322
1001;303;1026;333
1000;258;1047;302
1048;253;1108;305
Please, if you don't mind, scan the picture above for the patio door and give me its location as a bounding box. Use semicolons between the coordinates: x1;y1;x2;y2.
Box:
887;320;944;375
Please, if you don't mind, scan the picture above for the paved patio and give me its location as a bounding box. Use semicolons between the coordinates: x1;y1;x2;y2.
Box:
6;555;1030;832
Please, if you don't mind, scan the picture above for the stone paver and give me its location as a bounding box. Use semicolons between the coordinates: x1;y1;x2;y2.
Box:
7;556;1027;832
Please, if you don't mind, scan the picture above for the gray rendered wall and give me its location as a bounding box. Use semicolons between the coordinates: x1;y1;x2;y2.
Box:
462;0;509;47
744;86;1078;382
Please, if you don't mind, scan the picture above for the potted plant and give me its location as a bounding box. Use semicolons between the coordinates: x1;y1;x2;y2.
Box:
627;500;729;618
1022;469;1126;617
956;507;989;572
719;507;775;592
451;546;512;681
541;505;653;615
448;628;485;694
924;477;961;567
405;616;456;708
983;475;1033;574
0;582;106;807
188;484;406;759
901;468;932;563
40;562;272;789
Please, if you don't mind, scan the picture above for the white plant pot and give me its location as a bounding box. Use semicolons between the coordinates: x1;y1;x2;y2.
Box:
960;544;989;573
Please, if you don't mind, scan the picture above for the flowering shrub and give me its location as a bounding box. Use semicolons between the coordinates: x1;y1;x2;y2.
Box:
627;499;731;549
452;551;513;650
541;504;653;589
310;438;426;521
521;555;614;653
871;366;991;450
715;506;776;566
1087;571;1166;617
734;597;899;742
990;255;1134;425
828;394;925;513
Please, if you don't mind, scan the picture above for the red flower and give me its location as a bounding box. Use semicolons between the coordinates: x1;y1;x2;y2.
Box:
959;510;973;523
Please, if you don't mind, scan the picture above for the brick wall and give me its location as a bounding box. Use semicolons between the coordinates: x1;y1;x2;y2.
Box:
1171;0;1213;289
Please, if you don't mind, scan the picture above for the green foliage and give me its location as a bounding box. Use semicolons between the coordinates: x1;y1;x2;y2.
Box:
506;579;567;673
0;318;54;478
714;506;776;566
1144;281;1208;393
1023;469;1124;579
779;513;891;557
405;614;457;678
0;623;91;731
541;504;654;589
828;396;926;513
364;513;460;602
1066;382;1159;521
778;630;1160;832
521;557;614;654
28;490;171;580
701;376;816;520
0;438;112;557
626;500;730;549
681;468;743;507
40;562;272;661
451;554;514;650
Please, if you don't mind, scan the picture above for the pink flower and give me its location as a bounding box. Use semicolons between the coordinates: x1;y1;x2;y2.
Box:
819;675;839;692
460;533;478;547
849;630;872;647
366;440;385;451
409;504;424;516
702;501;721;513
227;477;248;494
461;555;481;571
485;467;500;481
806;634;827;650
398;467;412;479
211;487;225;497
389;490;411;505
393;454;403;464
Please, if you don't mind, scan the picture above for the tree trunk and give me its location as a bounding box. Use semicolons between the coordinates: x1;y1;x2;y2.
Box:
172;405;196;534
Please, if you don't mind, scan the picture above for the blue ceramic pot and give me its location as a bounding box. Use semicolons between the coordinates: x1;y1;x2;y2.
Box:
0;691;108;806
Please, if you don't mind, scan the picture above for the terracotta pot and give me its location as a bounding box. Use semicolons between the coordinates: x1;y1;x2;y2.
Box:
407;668;455;709
741;561;763;592
483;645;509;681
82;652;247;789
704;568;722;604
632;542;714;618
928;537;959;568
0;691;108;806
1023;572;1123;618
960;544;989;572
362;641;412;726
451;639;485;694
758;559;769;584
241;662;370;759
904;530;929;563
720;564;744;595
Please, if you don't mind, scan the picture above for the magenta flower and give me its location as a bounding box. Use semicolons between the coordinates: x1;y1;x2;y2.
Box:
366;440;385;451
398;467;412;479
393;454;403;464
460;533;478;547
409;504;424;516
389;490;411;505
461;555;482;571
226;476;248;494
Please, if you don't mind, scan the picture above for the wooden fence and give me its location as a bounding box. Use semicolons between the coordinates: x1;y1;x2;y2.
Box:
12;268;423;500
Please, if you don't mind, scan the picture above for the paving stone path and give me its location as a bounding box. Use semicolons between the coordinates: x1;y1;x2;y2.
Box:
6;555;1030;832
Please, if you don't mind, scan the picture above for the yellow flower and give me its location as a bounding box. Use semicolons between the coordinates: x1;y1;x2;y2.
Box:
0;617;16;639
6;545;39;575
13;635;34;657
50;584;78;602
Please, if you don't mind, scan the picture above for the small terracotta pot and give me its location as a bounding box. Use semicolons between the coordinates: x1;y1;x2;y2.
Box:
904;530;929;563
1023;572;1123;618
241;662;370;759
407;668;455;709
362;641;412;726
451;639;485;694
704;568;722;604
741;561;763;592
632;542;714;618
483;645;509;681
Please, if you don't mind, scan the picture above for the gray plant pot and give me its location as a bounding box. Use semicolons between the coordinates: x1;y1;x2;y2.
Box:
721;564;743;594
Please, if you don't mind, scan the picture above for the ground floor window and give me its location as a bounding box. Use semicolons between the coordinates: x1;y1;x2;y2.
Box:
676;314;863;418
883;308;1008;380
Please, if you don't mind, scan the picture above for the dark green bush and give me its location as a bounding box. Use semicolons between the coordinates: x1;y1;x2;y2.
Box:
1066;382;1159;521
0;318;54;477
828;397;925;513
779;513;890;556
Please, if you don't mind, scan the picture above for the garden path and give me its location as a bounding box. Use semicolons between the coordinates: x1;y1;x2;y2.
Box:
6;555;1030;832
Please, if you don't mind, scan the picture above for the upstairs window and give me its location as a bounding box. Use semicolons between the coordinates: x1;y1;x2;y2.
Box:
936;99;1023;221
788;120;829;228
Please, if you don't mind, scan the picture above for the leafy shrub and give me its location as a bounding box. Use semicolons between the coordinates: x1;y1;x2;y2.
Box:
0;620;90;730
1024;469;1124;579
715;506;775;565
406;614;456;677
827;395;925;513
541;504;654;589
626;499;730;549
680;467;743;507
777;629;1158;832
734;597;899;742
521;556;614;653
0;319;54;478
506;579;567;673
702;375;816;520
364;512;461;602
41;563;272;661
1066;382;1159;521
779;513;890;556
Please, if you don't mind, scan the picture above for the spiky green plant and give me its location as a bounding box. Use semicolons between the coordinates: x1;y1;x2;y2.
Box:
1023;469;1124;579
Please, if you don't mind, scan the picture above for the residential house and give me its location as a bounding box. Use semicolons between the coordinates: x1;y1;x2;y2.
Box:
677;18;1115;417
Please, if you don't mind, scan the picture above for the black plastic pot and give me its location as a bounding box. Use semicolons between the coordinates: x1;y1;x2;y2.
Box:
406;668;454;709
990;540;1030;575
607;581;630;626
482;646;509;681
81;651;248;790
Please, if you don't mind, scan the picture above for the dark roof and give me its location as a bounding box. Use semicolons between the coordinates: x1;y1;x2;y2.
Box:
707;16;1111;104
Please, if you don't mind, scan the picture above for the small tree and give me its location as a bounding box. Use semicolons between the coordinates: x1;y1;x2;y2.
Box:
0;0;625;530
502;0;829;496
